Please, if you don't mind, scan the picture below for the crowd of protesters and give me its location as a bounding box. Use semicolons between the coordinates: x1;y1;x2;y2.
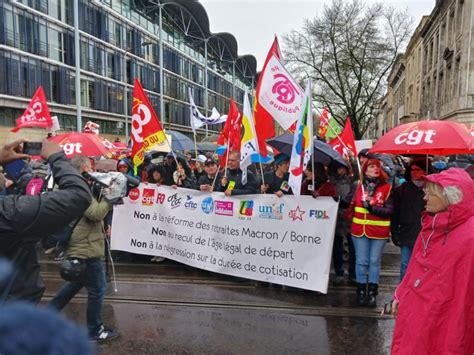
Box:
0;139;473;352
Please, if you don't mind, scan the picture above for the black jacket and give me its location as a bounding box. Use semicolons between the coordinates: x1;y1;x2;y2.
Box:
197;173;222;189
391;181;425;247
218;168;258;195
0;152;92;247
0;152;91;302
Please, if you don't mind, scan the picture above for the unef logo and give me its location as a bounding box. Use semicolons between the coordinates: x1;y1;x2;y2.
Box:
309;210;330;219
128;187;140;203
258;203;284;220
239;200;254;218
394;129;436;146
142;188;155;206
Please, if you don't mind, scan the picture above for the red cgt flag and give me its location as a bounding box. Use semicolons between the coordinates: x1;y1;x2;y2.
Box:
131;79;166;167
329;117;358;159
317;107;331;139
217;100;242;167
253;36;283;157
11;86;53;132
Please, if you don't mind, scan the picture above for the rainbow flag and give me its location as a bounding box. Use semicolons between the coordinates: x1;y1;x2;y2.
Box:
288;79;313;196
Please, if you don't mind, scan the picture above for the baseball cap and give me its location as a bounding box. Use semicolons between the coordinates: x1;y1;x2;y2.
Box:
204;158;217;166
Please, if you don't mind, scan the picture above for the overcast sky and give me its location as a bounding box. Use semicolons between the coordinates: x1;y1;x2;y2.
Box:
199;0;435;70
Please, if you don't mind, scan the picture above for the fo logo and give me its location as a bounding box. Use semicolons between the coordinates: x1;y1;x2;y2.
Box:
272;73;299;104
128;188;140;203
201;197;214;214
142;188;155;206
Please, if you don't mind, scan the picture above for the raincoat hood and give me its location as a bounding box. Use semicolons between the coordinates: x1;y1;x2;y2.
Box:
424;167;473;230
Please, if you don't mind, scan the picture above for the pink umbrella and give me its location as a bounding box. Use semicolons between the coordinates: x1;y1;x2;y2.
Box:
49;132;119;158
370;120;473;155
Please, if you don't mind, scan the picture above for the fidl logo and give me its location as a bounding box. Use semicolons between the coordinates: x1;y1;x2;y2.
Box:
309;209;330;219
239;200;254;218
201;197;214;214
142;188;155;206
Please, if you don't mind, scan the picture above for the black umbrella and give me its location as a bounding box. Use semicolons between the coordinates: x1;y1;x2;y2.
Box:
166;130;195;151
267;133;348;167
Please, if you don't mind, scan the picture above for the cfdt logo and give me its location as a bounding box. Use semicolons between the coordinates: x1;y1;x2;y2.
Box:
239;200;254;218
167;193;181;209
258;203;284;220
128;187;140;203
201;197;214;214
215;200;234;216
184;195;198;210
142;188;155;206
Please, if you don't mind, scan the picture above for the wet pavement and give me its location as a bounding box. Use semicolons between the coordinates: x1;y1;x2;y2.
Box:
57;301;394;355
39;244;401;354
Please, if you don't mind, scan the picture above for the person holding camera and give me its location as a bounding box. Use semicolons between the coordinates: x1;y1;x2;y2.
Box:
0;140;91;303
48;155;119;342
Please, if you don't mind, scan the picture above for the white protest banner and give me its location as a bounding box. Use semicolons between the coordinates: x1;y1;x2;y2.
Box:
258;54;304;130
111;185;338;293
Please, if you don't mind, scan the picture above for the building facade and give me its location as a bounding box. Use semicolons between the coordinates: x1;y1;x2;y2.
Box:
0;0;257;142
373;0;473;139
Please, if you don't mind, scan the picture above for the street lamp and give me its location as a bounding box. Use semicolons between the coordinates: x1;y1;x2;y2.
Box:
123;41;153;141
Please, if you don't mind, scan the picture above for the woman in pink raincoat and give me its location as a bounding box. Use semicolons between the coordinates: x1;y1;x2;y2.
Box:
391;168;474;354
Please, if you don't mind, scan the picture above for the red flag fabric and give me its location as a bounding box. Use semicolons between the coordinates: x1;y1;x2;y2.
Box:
131;79;166;167
217;100;242;167
329;117;358;160
253;36;282;156
11;87;53;132
317;107;330;139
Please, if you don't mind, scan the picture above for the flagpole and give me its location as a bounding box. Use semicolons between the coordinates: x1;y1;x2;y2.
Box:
224;136;231;177
163;131;180;167
326;118;365;195
211;137;230;192
193;132;199;161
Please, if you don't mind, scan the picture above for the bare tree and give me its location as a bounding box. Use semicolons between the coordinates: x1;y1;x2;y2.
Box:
284;0;412;139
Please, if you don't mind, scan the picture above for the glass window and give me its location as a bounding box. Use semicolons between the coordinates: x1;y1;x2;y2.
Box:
48;28;64;62
3;9;16;47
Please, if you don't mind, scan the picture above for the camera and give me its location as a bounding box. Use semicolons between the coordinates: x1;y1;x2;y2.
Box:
23;142;43;155
82;172;140;204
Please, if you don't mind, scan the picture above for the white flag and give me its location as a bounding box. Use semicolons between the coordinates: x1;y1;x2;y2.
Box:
189;88;226;132
240;93;259;185
258;54;304;130
288;79;313;196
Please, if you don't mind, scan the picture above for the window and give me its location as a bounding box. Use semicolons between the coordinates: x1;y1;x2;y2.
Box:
48;28;64;62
